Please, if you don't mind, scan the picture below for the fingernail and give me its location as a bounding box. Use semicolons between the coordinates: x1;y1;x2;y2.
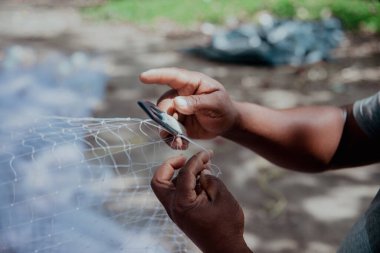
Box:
174;97;188;108
202;169;212;175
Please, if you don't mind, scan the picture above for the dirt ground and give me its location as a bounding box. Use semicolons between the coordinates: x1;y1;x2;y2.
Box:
1;3;379;253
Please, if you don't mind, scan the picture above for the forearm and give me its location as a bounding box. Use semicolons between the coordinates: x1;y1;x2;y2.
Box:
223;102;346;172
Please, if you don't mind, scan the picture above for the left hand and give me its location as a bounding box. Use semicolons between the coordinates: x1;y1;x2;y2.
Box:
140;68;238;149
151;151;252;253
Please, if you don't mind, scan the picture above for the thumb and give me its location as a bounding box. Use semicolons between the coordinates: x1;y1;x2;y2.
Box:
199;170;221;201
174;93;219;115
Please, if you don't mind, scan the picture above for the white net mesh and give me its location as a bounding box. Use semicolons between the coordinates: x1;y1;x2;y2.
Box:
0;46;213;252
0;117;195;253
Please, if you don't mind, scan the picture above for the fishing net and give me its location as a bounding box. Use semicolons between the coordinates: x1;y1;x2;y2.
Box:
0;46;215;253
0;117;200;253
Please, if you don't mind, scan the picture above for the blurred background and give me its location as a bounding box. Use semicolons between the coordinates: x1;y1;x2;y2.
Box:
0;0;379;252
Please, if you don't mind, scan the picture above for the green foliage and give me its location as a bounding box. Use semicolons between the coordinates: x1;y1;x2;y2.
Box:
82;0;259;25
270;0;297;18
82;0;380;32
329;0;380;32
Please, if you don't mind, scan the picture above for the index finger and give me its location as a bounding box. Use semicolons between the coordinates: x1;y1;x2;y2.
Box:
175;150;213;202
151;155;187;202
139;68;219;96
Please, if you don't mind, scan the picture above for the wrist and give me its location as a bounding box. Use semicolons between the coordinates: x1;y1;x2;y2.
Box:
222;101;244;139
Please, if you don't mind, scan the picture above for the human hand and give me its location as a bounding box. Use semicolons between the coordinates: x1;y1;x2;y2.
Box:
151;151;251;253
140;68;238;149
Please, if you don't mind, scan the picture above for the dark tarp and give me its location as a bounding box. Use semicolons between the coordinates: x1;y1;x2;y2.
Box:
187;17;344;66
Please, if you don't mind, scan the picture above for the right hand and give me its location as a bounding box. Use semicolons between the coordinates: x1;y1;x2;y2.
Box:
140;68;238;149
151;151;251;253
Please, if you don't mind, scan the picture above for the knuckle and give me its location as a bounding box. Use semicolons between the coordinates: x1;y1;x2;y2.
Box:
190;70;204;84
189;95;202;110
198;74;206;85
215;90;227;101
189;70;203;79
199;73;210;84
150;178;160;190
212;91;228;109
172;198;194;217
199;72;221;85
173;201;186;214
187;152;201;166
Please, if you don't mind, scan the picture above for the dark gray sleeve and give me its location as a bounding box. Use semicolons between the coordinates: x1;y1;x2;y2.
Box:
353;92;380;140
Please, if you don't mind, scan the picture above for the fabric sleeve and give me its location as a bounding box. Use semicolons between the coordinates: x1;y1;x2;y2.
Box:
353;92;380;140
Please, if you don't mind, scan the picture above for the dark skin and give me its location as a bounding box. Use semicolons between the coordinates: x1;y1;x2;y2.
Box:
141;68;380;252
151;151;251;253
